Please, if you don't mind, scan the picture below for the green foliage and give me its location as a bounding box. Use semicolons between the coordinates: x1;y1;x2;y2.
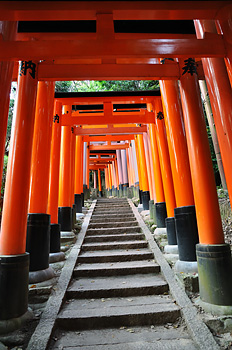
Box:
55;80;159;92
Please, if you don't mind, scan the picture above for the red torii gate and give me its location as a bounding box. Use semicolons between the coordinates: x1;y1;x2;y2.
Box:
0;0;232;331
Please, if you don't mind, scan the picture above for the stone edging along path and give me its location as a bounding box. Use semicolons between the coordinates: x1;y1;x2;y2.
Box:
128;199;220;350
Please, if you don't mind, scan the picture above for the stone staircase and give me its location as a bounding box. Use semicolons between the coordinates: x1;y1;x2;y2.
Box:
50;198;198;349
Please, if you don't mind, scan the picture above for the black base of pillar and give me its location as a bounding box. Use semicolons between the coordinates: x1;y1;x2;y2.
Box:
75;194;82;213
0;253;29;320
149;200;154;220
166;217;177;245
99;191;103;197
155;202;167;228
72;204;76;229
174;205;199;261
50;223;61;253
58;206;72;232
139;189;143;204
109;189;112;196
26;213;50;272
197;244;232;306
81;192;84;207
142;191;150;210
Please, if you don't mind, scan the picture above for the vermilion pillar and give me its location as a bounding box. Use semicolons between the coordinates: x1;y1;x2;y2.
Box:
98;169;103;197
121;149;129;196
27;81;55;277
74;135;83;213
195;20;232;206
58;105;72;232
116;149;123;196
137;134;150;210
160;76;197;259
179;57;232;308
143;132;154;201
70;128;76;228
0;60;38;322
134;135;143;204
108;164;113;196
0;21;17;191
154;99;176;219
47;101;62;254
148;123;167;228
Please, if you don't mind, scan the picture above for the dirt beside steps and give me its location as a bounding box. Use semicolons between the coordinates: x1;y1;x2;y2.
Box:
48;198;198;350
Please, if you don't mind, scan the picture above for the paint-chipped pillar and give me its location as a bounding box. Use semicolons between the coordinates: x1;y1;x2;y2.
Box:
137;134;150;210
0;21;17;191
27;81;55;282
153;99;176;227
179;57;232;310
58;105;72;232
74;136;83;213
195;20;232;204
116;150;123;197
121;149;129;196
98;169;103;197
0;60;38;324
160;75;197;266
104;167;110;196
48;101;62;256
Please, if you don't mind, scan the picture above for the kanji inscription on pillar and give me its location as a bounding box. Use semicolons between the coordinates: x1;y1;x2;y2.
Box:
157;111;164;120
19;61;37;79
182;58;197;76
53;114;60;123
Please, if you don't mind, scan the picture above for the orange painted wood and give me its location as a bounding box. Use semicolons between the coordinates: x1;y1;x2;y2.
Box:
148;123;165;203
75;136;83;195
83;135;134;142
59;105;72;207
160;79;194;207
86;142;90;189
29;81;55;213
134;136;143;191
154;98;176;217
75;126;147;135
89;144;129;151
70;128;76;205
0;35;225;61
179;57;224;244
104;167;109;190
47;101;62;224
0;2;229;21
98;169;102;191
137;134;149;192
195;20;232;211
0;21;17;191
0;60;38;255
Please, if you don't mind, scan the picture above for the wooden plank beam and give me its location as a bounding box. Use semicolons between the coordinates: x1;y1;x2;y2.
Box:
0;35;225;61
83;135;134;142
89;144;129;150
0;1;229;21
61;111;155;125
74;126;147;135
57;96;159;105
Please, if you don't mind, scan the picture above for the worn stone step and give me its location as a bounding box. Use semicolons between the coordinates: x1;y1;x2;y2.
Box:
86;226;141;235
88;221;138;229
84;233;145;243
74;260;160;277
77;249;154;263
67;273;168;298
51;326;197;350
90;217;136;223
57;295;180;330
81;240;148;251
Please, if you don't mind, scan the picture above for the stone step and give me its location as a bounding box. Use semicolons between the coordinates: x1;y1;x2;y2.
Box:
67;273;168;298
90;217;136;223
74;260;160;277
91;213;134;218
84;233;145;243
86;226;141;235
81;240;148;251
77;249;154;264
57;295;180;330
51;326;197;350
88;221;138;229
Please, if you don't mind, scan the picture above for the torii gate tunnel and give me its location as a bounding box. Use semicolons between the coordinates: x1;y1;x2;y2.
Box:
0;0;232;330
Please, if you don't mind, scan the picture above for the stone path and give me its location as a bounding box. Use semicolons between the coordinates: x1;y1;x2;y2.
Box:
48;198;198;350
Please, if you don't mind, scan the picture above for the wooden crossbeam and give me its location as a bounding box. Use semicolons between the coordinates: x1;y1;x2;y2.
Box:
83;135;134;142
0;2;229;21
74;126;147;135
0;35;225;61
89;144;129;150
